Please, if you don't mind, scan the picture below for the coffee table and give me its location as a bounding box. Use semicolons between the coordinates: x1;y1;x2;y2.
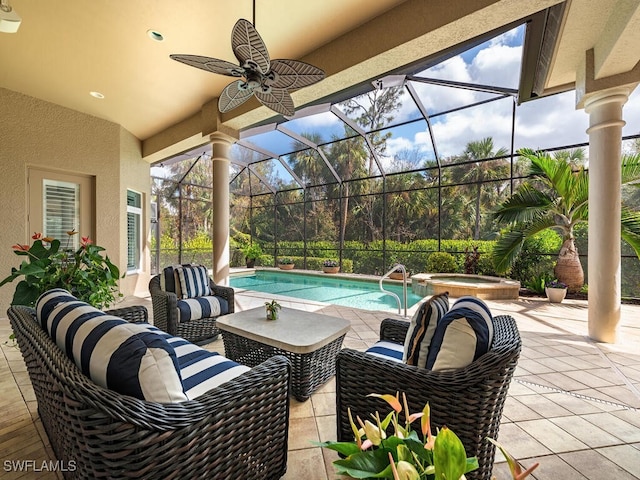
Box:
216;307;351;401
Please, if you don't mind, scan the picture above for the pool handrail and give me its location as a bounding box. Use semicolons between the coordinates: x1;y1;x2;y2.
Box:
379;264;408;317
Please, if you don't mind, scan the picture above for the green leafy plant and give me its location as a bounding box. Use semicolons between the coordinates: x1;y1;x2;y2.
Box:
278;257;294;265
323;259;339;267
264;299;281;320
320;392;538;480
426;252;457;273
242;243;264;260
0;231;121;309
524;272;553;294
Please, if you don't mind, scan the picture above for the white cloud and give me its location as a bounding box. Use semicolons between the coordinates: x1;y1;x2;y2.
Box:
386;136;416;157
470;44;522;88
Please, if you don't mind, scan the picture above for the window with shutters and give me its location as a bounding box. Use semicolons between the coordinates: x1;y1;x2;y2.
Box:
43;179;81;250
28;168;95;249
127;190;142;272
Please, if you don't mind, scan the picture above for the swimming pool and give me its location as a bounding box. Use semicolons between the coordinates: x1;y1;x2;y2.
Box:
230;270;423;312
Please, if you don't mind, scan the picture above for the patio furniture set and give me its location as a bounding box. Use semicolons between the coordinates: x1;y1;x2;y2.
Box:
7;264;521;479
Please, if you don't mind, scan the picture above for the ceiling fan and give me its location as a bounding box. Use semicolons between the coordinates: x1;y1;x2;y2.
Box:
170;18;325;117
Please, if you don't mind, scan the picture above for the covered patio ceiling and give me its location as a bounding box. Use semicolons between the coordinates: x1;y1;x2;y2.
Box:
1;0;639;164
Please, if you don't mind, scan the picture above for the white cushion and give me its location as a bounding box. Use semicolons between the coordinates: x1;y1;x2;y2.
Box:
426;296;493;371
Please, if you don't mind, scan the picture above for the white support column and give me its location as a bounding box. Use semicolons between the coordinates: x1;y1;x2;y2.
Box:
210;133;233;286
584;87;629;343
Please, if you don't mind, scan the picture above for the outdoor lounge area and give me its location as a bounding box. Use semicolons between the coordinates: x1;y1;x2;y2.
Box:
2;0;640;479
1;289;639;479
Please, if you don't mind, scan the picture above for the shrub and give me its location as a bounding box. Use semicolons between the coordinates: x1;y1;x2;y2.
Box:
426;251;457;273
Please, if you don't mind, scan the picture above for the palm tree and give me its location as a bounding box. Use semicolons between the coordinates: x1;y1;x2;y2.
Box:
451;138;509;240
492;148;640;292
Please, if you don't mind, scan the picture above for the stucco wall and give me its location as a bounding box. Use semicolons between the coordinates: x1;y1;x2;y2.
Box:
0;87;150;311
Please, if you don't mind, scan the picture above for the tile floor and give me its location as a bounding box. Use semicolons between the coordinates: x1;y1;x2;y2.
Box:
1;289;639;479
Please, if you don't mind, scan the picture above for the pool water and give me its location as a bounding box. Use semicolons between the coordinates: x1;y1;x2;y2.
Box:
230;271;422;312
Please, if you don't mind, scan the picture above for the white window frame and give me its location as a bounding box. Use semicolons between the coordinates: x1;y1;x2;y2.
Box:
127;189;142;273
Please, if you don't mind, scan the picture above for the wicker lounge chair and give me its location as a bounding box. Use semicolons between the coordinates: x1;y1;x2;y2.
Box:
336;314;521;480
149;267;234;343
8;304;291;480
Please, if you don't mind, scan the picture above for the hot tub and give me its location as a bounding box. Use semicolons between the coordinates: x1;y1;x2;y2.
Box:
411;273;520;300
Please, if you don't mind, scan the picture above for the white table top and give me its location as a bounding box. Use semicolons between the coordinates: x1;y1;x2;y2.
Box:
216;307;351;354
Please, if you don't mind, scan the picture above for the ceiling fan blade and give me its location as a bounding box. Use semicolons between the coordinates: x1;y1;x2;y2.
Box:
269;60;325;90
219;80;254;113
231;19;270;74
254;88;295;117
170;54;243;76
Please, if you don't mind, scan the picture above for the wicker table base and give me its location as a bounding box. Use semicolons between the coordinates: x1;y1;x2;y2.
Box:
217;307;350;401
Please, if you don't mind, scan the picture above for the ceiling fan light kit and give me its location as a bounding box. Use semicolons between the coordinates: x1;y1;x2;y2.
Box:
0;0;21;33
171;18;325;117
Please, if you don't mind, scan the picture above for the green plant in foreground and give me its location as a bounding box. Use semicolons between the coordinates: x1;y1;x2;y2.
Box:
0;231;121;309
319;392;538;480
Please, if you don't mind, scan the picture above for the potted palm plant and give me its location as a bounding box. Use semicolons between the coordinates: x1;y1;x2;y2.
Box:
492;148;640;292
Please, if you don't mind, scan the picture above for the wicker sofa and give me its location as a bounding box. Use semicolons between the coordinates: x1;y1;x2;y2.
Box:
336;314;521;480
149;268;234;344
8;301;291;480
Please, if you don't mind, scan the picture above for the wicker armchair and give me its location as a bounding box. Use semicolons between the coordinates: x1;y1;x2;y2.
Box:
336;315;521;480
149;272;234;343
8;304;290;480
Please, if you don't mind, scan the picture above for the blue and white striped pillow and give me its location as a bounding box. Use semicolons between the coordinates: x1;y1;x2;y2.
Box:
36;289;188;403
175;265;211;299
176;296;228;323
425;296;494;371
164;334;251;399
402;292;449;368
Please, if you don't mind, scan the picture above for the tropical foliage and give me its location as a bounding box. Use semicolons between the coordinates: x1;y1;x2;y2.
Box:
1;231;121;309
319;392;538;480
492;148;640;291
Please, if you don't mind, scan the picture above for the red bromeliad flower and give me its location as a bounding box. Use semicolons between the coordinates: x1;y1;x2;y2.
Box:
32;232;42;240
12;244;30;252
81;236;92;247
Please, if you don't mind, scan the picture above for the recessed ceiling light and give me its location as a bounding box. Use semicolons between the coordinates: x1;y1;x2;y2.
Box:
147;29;164;42
89;91;104;99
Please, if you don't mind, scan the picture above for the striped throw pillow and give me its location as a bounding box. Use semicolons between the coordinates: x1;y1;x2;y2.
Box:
425;296;494;371
36;289;188;403
175;265;212;299
402;292;449;368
